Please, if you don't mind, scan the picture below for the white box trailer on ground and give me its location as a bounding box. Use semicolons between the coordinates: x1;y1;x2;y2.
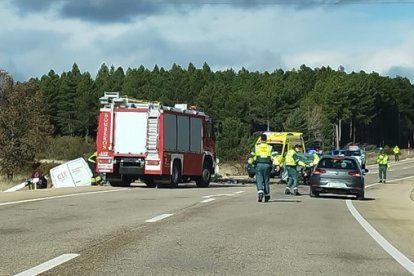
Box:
95;92;217;188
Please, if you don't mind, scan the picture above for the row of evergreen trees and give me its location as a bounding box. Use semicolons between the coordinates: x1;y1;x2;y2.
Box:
1;63;413;175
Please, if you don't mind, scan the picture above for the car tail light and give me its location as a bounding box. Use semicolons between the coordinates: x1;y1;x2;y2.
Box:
313;168;326;174
348;170;361;177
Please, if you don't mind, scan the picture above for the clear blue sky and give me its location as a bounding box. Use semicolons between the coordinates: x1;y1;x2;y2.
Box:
1;0;414;83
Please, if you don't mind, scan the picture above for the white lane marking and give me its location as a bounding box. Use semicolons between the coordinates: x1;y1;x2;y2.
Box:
200;191;245;203
145;214;173;223
200;198;216;203
202;191;246;199
202;193;235;199
386;175;414;183
15;253;79;276
346;174;414;274
366;183;381;189
0;188;127;207
346;201;414;274
366;175;414;189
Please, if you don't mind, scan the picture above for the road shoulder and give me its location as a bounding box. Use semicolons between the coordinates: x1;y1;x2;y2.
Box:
354;180;414;261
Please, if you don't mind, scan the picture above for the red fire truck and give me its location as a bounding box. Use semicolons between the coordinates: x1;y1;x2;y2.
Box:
95;92;216;188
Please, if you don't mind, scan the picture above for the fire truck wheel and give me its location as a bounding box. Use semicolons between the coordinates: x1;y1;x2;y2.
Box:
121;176;132;187
143;177;156;188
196;163;211;188
170;161;181;188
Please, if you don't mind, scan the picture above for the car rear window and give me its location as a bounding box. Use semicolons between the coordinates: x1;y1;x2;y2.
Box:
344;150;361;156
318;158;358;170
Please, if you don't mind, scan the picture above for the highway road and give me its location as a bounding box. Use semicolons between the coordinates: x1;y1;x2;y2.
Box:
1;159;414;275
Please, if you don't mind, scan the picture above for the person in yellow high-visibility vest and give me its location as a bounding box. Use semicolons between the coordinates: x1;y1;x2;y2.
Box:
311;146;321;167
285;144;307;195
393;145;400;162
88;152;103;185
377;147;390;183
250;134;275;202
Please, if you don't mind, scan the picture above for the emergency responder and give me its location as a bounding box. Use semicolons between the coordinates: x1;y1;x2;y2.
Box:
393;145;400;162
30;162;48;189
285;144;307;195
311;146;321;166
251;134;274;202
377;147;390;183
87;152;102;185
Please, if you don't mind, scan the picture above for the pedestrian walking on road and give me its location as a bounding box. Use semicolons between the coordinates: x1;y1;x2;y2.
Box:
251;134;275;202
284;144;307;195
393;145;400;162
377;147;390;183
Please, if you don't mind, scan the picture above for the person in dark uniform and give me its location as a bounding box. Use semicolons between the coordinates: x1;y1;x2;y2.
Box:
250;134;274;202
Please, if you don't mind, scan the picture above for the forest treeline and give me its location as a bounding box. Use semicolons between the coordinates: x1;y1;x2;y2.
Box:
1;63;414;175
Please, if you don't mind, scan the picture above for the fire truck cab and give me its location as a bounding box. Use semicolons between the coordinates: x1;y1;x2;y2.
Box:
95;92;216;188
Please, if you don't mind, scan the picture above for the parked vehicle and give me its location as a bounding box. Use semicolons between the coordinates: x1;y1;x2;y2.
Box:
329;148;346;156
246;132;305;178
309;155;367;199
95;92;217;188
344;144;366;169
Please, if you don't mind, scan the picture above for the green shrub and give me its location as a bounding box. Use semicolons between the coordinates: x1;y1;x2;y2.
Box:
39;136;95;160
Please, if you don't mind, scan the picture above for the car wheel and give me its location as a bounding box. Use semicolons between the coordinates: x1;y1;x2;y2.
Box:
309;189;319;197
356;191;364;200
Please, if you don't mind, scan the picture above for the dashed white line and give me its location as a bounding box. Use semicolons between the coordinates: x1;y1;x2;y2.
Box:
202;193;235;199
200;198;215;203
346;201;414;274
202;191;246;199
200;190;245;203
145;213;173;223
15;253;79;276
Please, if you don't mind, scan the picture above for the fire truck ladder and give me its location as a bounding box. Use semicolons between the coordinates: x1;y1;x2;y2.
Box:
146;108;160;161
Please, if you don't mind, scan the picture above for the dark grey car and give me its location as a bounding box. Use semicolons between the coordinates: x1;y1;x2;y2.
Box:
309;155;366;199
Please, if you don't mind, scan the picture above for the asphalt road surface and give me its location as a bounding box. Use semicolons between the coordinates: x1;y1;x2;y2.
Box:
1;159;414;275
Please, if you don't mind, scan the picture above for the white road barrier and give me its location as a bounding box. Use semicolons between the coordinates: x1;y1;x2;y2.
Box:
4;181;28;192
